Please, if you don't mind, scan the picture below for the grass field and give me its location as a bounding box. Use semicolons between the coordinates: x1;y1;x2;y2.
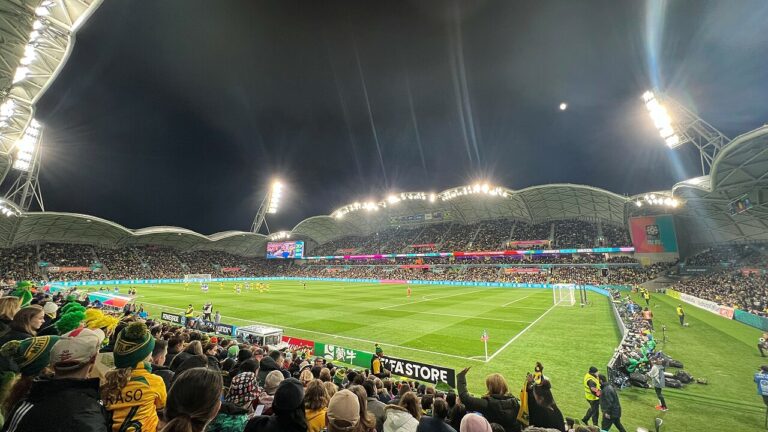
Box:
129;280;763;431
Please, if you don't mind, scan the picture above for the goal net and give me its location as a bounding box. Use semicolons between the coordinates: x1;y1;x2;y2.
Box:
184;274;212;282
553;283;576;306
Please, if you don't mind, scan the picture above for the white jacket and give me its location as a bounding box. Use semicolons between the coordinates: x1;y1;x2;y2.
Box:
383;406;419;432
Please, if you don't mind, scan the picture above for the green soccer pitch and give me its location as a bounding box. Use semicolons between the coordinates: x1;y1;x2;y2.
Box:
128;280;763;431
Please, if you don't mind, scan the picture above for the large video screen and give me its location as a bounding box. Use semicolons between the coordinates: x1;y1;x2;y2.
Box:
266;241;304;259
629;215;678;253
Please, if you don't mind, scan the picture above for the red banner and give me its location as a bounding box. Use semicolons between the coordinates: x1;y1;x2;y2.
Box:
400;265;430;269
718;306;735;319
505;240;550;247
411;243;436;248
221;267;241;272
504;267;542;274
47;266;91;273
741;268;763;276
337;248;357;253
281;336;314;354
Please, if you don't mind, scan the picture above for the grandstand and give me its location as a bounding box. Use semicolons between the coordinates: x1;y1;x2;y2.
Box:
0;2;767;432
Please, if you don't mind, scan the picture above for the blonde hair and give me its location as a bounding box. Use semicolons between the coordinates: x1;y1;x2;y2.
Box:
0;297;21;322
323;381;338;399
299;369;314;386
100;367;134;407
485;373;509;397
303;379;328;410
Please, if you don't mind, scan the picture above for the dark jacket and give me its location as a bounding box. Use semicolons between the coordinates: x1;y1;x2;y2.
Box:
0;329;33;346
257;356;287;384
416;416;457;432
526;386;565;432
168;350;195;372
152;364;175;391
457;370;521;432
599;384;622;418
164;347;181;367
1;377;108;432
244;414;307;432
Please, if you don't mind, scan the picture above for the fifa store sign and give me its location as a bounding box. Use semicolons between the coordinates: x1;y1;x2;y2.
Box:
381;356;456;387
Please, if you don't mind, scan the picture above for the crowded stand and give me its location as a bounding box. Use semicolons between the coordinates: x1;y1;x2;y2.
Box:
553;220;597;249
600;224;631;248
510;222;552;244
673;270;768;316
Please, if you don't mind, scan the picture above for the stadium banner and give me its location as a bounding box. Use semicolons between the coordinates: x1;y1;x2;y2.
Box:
282;336;315;355
505;240;550;247
629;215;678;253
215;323;236;336
389;211;451;225
733;309;768;331
503;268;542;274
85;292;130;309
337;248;357;254
314;342;373;369
666;289;681;300
161;311;184;325
718;306;735;320
47;266;92;273
411;243;436;248
381;356;456;387
301;246;634;261
741;268;765;276
679;292;721;315
266;241;305;259
399;265;430;269
221;267;241;272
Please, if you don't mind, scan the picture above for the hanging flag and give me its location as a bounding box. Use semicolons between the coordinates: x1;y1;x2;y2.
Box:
481;330;489;342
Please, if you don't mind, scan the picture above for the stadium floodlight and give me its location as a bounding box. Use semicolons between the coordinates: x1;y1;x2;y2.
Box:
251;179;286;233
641;90;731;176
387;194;400;204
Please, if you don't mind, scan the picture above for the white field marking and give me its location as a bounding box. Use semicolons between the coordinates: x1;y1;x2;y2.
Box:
378;289;483;310
502;293;536;307
140;301;483;362
484;303;558;362
384;308;534;324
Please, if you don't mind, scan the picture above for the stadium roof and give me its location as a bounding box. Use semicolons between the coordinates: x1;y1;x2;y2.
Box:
291;183;631;245
0;0;102;184
0;211;268;256
672;125;768;245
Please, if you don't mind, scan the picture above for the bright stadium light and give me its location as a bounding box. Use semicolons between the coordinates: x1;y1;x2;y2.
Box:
642;90;683;149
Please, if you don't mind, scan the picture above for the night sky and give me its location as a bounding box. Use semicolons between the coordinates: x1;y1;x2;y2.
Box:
34;0;768;234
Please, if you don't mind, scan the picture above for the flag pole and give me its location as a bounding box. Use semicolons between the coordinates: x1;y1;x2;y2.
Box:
484;339;488;361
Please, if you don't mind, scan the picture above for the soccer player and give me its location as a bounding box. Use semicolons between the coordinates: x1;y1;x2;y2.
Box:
303;281;307;290
236;286;241;295
407;287;412;298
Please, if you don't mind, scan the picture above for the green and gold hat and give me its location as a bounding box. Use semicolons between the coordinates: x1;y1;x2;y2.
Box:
113;322;154;368
1;336;60;376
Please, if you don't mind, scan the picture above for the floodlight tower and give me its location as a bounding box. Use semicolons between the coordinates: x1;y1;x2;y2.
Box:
251;180;283;234
3;119;44;212
642;91;731;176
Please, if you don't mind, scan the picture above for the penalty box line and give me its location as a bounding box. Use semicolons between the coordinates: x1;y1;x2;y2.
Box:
484;303;558;363
139;301;484;363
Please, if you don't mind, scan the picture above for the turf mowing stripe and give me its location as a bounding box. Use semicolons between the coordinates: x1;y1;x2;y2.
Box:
378;289;484;310
139;300;485;362
382;309;534;324
484;303;558;362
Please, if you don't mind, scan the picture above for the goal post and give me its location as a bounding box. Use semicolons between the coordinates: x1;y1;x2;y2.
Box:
184;274;212;283
553;283;576;306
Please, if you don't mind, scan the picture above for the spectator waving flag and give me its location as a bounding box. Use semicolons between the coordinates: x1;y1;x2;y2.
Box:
481;329;489;342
